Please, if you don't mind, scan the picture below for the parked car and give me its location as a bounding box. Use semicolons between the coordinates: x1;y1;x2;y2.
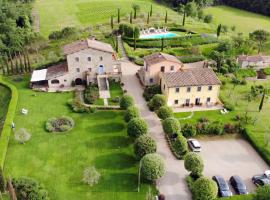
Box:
252;170;270;186
229;175;248;195
212;175;233;197
187;139;201;152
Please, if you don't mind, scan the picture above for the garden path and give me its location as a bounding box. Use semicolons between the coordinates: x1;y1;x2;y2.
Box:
121;61;191;200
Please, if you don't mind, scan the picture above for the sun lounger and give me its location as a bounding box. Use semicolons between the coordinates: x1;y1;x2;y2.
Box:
21;108;28;115
220;110;225;115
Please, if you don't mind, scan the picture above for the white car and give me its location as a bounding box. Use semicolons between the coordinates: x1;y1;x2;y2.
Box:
187;139;202;152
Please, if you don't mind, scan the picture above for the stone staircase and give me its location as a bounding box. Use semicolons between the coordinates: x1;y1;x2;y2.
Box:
97;76;110;105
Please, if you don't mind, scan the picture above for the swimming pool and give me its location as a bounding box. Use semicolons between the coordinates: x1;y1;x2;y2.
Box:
140;32;179;39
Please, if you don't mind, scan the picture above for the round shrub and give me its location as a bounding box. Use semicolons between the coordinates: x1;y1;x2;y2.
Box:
157;106;173;120
14;128;31;144
254;185;270;200
12;177;49;200
162;117;180;135
208;121;224;135
124;106;140;122
148;94;166;111
45;116;74;133
193;177;218;200
120;95;134;109
182;124;196;138
141;153;165;181
134;135;157;159
184;152;204;178
127;118;148;138
172;135;188;157
82;166;101;187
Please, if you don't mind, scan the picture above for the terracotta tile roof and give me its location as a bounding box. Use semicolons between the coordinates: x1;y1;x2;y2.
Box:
162;68;221;87
144;52;182;66
46;62;68;80
63;39;114;55
238;55;270;62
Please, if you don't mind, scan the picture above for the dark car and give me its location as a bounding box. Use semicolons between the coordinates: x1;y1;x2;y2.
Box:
212;175;233;197
229;176;248;195
252;170;270;186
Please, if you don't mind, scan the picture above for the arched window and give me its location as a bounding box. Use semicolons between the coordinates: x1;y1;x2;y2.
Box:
51;79;60;84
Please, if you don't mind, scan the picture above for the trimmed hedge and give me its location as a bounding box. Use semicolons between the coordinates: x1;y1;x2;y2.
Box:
0;76;18;169
157;106;173;120
162;117;181;135
127;118;148;138
124;106;140;122
134;135;157;160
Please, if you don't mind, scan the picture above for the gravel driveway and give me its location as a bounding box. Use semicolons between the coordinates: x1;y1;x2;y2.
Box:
199;137;269;193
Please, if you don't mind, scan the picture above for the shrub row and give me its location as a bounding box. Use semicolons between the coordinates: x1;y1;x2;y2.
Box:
0;76;18;169
147;94;166;111
143;85;161;102
179;55;205;63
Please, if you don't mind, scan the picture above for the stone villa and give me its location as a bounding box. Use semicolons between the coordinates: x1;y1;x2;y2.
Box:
30;39;121;92
161;68;221;108
237;55;270;69
138;52;183;86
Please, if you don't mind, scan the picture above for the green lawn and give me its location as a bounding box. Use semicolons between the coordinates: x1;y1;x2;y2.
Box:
204;5;270;34
34;0;214;36
4;75;151;200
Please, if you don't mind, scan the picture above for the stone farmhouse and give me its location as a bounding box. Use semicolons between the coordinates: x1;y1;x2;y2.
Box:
30;39;121;92
237;55;270;69
161;68;221;108
138;52;184;86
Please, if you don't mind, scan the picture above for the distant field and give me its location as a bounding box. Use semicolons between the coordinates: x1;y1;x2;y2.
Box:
34;0;177;36
204;6;270;34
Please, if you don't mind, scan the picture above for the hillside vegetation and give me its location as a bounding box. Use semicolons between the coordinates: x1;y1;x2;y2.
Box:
0;85;11;131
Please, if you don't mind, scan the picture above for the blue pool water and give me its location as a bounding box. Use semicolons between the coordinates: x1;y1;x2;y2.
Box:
140;32;179;39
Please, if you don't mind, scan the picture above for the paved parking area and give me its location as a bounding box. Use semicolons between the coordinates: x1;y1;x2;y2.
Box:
199;137;269;193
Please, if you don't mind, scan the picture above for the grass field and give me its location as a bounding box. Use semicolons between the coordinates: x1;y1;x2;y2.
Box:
4;76;151;200
34;0;214;36
204;6;270;34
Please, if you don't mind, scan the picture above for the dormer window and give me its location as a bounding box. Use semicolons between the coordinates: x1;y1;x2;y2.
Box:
75;57;79;62
170;66;174;71
161;66;165;72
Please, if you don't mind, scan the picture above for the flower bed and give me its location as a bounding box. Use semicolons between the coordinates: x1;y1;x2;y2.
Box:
45;116;75;133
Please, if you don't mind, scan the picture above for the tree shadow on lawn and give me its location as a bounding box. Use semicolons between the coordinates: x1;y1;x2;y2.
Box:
88;122;125;134
91;172;139;192
94;153;136;170
85;136;132;149
90;111;122;120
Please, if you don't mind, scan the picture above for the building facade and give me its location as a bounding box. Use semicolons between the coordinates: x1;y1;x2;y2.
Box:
30;39;121;91
138;52;183;86
161;68;221;107
237;55;270;69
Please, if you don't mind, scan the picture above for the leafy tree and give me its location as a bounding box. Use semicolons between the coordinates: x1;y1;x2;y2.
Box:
254;185;270;200
141;153;165;181
197;9;204;20
209;51;225;72
179;2;197;26
130;12;132;24
132;4;140;19
165;11;168;23
147;12;150;24
204;14;213;23
193;177;218;200
14;128;31;144
120;95;134;109
0;169;5;192
250;30;270;53
150;4;153;16
117;8;120;23
182;123;196;137
124;106;140;122
111;15;114;29
127;118;148;138
82;166;101;186
157;106;173;120
259;91;265;112
184;152;204;178
134;135;157;159
162;117;181;135
172;135;188;157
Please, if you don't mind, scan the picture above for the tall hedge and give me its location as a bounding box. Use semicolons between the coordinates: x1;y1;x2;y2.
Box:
141;153;165;181
193;177;218;200
0;76;18;169
162;117;180;135
134;135;157;159
148;94;166;111
127;118;148;138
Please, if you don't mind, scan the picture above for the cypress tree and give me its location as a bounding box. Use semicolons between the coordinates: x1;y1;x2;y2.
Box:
19;52;24;73
111;16;114;29
259;92;265;112
182;11;186;26
4;55;10;75
117;8;120;23
0;169;6;192
23;52;28;72
161;37;164;51
147;12;150;24
150;4;153;17
217;24;222;38
14;52;19;74
130;12;133;24
115;35;118;53
165;11;168;23
8;52;14;74
26;50;31;72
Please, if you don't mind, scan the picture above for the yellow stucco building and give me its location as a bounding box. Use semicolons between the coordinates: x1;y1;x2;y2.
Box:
161;68;221;108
